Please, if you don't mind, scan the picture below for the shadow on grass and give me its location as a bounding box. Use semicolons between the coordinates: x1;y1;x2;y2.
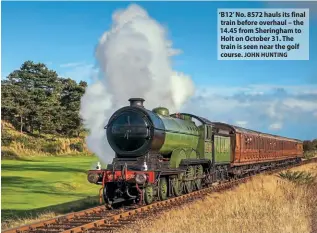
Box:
1;195;100;221
1;150;37;161
1;176;91;196
1;163;87;174
1;150;94;162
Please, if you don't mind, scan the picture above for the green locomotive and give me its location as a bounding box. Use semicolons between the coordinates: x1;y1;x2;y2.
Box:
87;98;302;205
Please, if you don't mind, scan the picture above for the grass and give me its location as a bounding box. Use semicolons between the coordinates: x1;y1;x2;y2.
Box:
119;162;317;233
1;156;104;230
304;150;317;159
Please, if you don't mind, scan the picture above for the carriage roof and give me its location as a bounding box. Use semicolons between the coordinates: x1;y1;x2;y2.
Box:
172;113;302;143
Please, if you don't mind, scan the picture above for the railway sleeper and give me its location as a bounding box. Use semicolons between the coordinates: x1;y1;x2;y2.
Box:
88;228;115;233
99;223;123;228
35;228;66;232
43;224;76;229
28;230;61;233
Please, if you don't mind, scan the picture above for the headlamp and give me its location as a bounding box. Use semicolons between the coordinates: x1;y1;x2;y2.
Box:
135;173;147;184
87;172;100;184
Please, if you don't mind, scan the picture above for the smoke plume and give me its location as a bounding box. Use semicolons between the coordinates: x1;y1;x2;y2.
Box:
80;4;194;164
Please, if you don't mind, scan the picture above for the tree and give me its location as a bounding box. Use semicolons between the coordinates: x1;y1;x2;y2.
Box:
303;139;317;151
1;60;87;137
1;75;33;133
59;78;87;136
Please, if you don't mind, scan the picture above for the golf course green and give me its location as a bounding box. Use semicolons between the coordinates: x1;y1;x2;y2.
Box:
1;156;102;221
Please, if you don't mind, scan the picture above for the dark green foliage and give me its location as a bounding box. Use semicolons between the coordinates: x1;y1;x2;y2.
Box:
303;140;317;159
278;170;317;185
59;78;87;136
1;61;87;137
303;139;317;151
1;129;13;146
70;142;84;152
304;151;316;159
42;141;64;154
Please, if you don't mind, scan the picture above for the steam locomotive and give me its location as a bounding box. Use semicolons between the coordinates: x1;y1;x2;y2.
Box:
87;98;303;205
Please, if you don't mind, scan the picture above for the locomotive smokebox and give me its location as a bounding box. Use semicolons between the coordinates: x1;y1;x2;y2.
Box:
128;98;145;107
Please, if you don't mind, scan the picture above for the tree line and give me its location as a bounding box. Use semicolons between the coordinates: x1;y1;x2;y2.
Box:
303;139;317;152
1;61;87;137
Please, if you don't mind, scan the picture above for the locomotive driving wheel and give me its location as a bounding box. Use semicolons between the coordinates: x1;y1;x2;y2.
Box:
158;177;168;201
195;165;204;190
171;176;183;197
184;166;194;193
144;185;154;205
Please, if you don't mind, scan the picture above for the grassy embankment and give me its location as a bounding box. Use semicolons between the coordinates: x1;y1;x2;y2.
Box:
1;121;91;158
119;162;317;233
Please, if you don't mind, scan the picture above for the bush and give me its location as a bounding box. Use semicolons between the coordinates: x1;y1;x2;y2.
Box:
304;150;317;159
1;137;13;147
15;136;40;151
42;141;63;154
1;129;13;146
278;170;317;185
70;142;84;152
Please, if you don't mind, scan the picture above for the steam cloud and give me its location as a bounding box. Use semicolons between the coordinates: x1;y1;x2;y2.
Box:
80;4;195;164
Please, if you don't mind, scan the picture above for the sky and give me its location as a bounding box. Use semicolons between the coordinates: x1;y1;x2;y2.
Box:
2;1;317;141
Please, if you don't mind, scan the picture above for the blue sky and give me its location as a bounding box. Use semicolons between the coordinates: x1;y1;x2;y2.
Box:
2;1;317;140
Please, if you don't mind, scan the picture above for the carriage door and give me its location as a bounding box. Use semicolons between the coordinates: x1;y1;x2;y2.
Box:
204;125;212;161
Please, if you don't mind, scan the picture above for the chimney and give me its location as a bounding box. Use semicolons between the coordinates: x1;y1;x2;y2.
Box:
128;98;145;107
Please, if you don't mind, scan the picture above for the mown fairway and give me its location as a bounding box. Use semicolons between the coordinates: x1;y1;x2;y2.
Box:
1;156;101;221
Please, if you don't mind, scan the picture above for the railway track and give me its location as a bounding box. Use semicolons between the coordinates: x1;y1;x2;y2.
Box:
3;157;317;233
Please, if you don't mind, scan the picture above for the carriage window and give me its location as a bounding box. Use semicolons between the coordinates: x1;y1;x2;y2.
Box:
268;139;270;150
